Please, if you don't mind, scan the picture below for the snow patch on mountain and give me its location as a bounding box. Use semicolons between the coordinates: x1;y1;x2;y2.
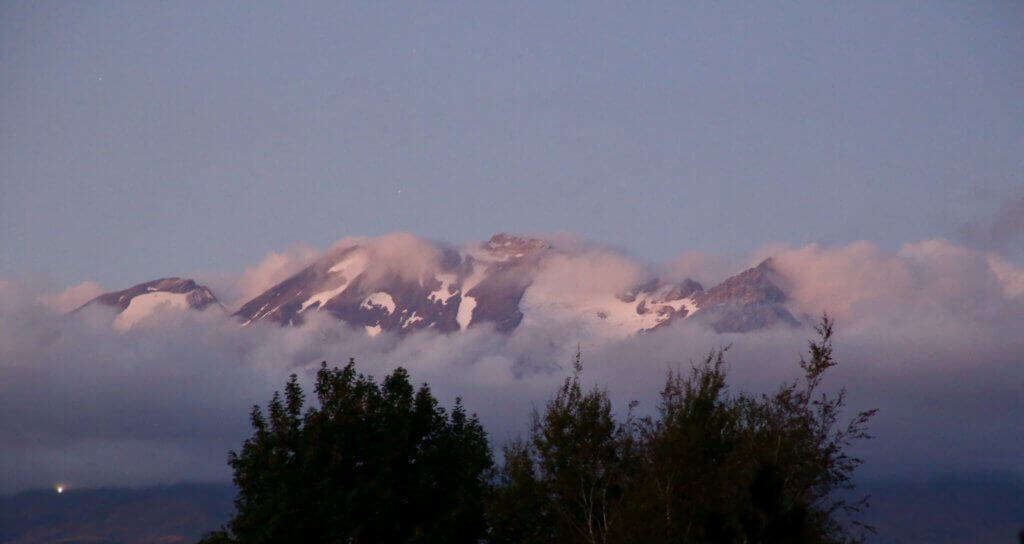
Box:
76;278;222;330
229;233;796;335
113;292;193;330
300;283;350;312
361;292;396;314
457;296;477;330
429;273;458;304
328;250;369;277
404;312;424;328
679;297;699;317
521;288;694;338
242;303;277;325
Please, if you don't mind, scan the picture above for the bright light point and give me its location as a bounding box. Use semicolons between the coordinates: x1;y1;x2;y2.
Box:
56;485;64;494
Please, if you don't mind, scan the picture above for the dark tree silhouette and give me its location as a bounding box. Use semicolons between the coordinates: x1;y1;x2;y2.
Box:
202;317;875;544
200;359;492;544
489;316;876;544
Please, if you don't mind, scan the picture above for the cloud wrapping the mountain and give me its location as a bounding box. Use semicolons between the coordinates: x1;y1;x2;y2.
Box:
2;236;1023;493
356;233;445;284
36;281;105;313
769;239;1022;321
661;250;747;289
222;243;320;308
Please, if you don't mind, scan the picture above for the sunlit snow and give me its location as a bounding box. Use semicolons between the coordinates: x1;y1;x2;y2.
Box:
361;292;396;314
300;283;349;313
296;252;372;313
679;296;699;318
404;312;423;327
429;273;458;304
457;295;476;330
113;291;192;330
520;287;698;338
328;251;369;276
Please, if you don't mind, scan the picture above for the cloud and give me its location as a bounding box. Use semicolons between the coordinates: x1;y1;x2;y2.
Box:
660;251;742;288
224;244;320;309
988;254;1024;298
766;241;911;320
530;249;647;299
767;238;1023;322
1;236;1023;493
360;233;445;284
37;282;105;313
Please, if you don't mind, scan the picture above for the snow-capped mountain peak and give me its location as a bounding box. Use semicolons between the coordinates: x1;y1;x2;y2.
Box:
75;277;222;330
71;235;800;336
231;235;799;335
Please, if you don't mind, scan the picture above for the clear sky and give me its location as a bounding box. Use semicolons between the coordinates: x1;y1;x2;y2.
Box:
2;1;1022;288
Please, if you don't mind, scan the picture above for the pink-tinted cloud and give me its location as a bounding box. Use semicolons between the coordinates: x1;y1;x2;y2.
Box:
37;281;105;313
230;244;320;307
2;234;1023;493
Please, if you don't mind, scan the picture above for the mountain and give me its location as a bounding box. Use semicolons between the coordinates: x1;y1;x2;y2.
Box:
233;233;548;333
75;277;222;330
690;258;800;332
233;234;800;335
71;235;799;336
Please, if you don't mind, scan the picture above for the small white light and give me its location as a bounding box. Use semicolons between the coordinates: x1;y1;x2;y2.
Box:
56;485;64;494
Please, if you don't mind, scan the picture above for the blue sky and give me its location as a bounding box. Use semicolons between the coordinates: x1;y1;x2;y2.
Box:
2;1;1022;288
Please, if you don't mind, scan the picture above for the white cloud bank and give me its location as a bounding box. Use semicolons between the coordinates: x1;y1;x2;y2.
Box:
2;236;1023;493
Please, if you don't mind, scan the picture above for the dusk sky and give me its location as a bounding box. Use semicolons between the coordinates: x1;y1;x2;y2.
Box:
2;1;1024;515
3;1;1022;289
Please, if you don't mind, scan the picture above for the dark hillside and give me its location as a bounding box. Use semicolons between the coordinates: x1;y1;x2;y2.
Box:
0;483;234;544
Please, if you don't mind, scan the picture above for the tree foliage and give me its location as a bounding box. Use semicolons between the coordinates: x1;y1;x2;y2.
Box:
201;359;492;544
203;317;874;544
488;316;875;544
530;350;628;544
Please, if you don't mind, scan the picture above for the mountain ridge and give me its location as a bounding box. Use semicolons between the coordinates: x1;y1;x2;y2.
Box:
76;234;801;335
76;277;223;330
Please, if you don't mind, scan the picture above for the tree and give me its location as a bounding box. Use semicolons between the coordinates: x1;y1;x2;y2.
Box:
618;348;740;544
487;439;555;544
530;350;628;544
489;350;636;544
615;316;875;544
200;359;493;544
203;317;874;544
490;316;875;544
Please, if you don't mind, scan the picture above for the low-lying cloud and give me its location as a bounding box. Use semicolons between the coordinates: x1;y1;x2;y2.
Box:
1;236;1022;494
216;243;320;309
36;281;104;313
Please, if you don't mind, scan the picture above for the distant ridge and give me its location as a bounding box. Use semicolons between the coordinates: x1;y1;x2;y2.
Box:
232;233;799;335
75;277;222;330
0;482;235;544
77;234;800;336
4;474;1021;544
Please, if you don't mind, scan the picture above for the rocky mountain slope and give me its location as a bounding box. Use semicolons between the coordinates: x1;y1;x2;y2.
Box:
72;234;800;335
75;277;222;330
232;234;799;335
